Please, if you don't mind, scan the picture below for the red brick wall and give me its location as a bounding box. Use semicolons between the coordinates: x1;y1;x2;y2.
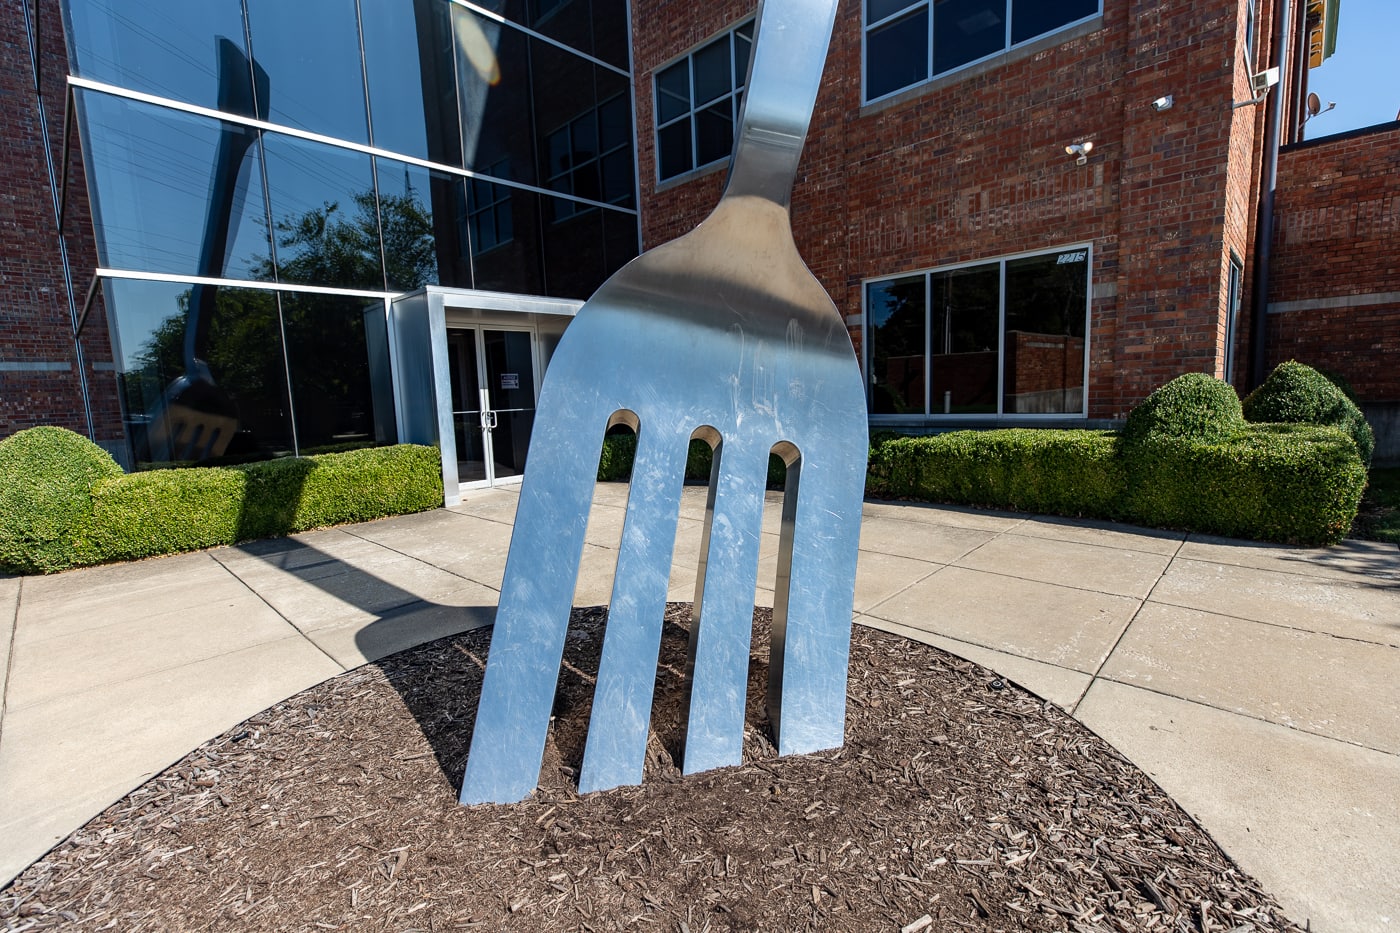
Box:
1266;124;1400;402
632;0;1267;421
0;0;123;446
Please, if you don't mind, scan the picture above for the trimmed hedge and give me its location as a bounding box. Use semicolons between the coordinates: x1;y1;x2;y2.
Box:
0;427;123;574
0;439;442;573
867;418;1366;546
865;429;1124;517
78;444;443;565
1243;360;1375;464
1117;425;1365;544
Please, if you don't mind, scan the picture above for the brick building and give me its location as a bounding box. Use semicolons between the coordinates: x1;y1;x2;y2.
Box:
1268;122;1400;460
635;0;1387;436
3;0;1395;474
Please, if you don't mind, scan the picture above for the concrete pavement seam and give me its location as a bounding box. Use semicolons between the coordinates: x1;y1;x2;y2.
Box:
209;550;348;674
0;577;18;755
1072;535;1188;720
1135;596;1400;649
1075;674;1400;761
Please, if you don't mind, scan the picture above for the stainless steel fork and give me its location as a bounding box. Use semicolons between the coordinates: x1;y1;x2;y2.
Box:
459;0;866;805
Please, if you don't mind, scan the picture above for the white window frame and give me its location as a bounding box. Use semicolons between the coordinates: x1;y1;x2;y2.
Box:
862;242;1094;421
861;0;1103;105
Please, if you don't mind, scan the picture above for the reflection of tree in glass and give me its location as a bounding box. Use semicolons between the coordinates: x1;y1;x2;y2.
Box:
130;289;289;461
251;186;437;290
129;188;434;461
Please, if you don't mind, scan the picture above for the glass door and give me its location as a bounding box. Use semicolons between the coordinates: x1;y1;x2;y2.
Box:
480;329;537;481
446;326;539;488
446;329;488;485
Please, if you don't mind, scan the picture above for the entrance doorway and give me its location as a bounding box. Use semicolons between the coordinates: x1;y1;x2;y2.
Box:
446;327;539;487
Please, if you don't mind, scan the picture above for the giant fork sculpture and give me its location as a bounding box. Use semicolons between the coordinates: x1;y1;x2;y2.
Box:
459;0;865;805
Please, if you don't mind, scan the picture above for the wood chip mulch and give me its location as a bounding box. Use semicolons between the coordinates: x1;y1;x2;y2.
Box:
2;605;1301;932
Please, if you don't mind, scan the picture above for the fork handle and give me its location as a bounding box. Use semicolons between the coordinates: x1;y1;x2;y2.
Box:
721;0;839;210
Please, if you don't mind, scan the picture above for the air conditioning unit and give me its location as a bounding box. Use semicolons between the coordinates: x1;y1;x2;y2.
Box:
1249;67;1280;94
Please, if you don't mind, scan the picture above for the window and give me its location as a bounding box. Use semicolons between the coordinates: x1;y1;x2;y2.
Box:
654;21;754;182
865;246;1090;417
1225;253;1244;384
469;159;515;253
1243;0;1259;69
546;96;634;220
864;0;1100;102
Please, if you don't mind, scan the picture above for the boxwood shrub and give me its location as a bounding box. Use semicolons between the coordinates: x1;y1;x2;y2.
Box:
1120;372;1245;444
0;427;123;574
869;423;1363;546
0;440;442;573
1117;424;1365;544
865;429;1124;517
1243;360;1375;464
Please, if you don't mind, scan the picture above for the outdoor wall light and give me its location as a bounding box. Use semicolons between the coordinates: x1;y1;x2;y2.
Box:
1065;141;1094;165
1152;94;1174;111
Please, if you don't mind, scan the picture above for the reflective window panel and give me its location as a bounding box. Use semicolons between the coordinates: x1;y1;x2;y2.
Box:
1003;249;1088;414
455;6;537;184
863;1;1102;101
866;276;927;415
930;264;999;414
63;0;251;112
361;0;463;165
540;197;605;299
261;133;385;290
75;91;272;281
932;0;1004;75
470;185;547;295
245;0;369;142
374;158;446;291
469;168;516;257
473;0;630;68
102;278;295;466
1011;0;1100;45
865;9;928;101
281;292;397;452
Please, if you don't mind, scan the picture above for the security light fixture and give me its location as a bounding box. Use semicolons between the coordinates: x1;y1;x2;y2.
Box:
1152;94;1174;112
1065;141;1093;165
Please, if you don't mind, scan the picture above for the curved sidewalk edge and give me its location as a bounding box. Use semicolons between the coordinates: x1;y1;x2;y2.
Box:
2;484;1397;932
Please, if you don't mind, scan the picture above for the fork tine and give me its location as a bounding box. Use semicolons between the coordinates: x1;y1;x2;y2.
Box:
767;440;865;755
681;435;769;775
459;399;608;805
577;420;690;794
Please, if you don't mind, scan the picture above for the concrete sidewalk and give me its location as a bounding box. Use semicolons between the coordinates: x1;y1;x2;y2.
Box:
1;484;1397;931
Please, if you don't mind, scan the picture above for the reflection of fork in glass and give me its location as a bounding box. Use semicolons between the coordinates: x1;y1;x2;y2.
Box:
459;0;865;805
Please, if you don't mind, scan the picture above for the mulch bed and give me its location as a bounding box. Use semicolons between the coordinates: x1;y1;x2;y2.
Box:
2;605;1301;932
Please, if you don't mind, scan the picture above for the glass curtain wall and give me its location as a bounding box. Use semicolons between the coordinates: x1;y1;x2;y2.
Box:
63;0;639;467
866;246;1090;418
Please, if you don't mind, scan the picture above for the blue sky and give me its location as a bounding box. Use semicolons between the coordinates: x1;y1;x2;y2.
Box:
1303;0;1400;137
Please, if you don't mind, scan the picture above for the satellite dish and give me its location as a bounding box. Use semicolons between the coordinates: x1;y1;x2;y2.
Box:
1307;92;1322;117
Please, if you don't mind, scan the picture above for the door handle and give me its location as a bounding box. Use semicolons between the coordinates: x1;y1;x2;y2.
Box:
490;411;499;429
481;410;498;430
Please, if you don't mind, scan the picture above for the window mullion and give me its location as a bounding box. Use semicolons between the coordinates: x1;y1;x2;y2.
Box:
996;259;1007;417
923;272;932;415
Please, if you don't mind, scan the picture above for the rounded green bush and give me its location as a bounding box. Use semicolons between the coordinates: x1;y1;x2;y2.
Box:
1243;360;1375;464
1120;372;1245;445
0;426;123;573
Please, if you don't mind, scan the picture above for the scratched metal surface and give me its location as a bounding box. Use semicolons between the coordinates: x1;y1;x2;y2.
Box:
459;0;865;805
